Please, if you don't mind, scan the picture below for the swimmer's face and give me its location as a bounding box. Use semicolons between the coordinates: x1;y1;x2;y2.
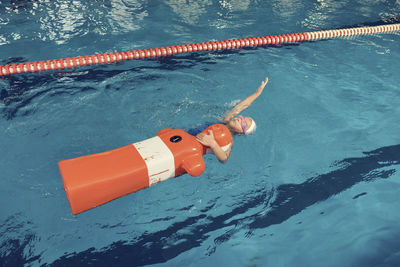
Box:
228;116;253;135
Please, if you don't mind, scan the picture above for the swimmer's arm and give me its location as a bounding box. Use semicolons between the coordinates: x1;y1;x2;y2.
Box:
223;77;268;123
196;131;232;163
209;141;232;163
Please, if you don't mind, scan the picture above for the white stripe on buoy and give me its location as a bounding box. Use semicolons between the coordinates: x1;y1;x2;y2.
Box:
133;136;175;186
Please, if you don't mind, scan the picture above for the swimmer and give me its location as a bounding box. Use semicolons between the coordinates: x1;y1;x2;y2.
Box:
195;77;268;162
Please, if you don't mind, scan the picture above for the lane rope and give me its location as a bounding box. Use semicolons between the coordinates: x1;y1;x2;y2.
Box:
1;23;399;76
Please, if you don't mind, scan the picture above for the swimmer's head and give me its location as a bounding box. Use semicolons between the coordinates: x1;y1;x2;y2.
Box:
227;116;256;135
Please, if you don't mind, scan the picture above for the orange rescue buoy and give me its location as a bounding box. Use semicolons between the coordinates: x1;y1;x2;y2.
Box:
58;123;232;214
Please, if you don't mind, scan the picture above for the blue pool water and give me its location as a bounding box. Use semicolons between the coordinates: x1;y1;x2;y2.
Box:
1;1;400;266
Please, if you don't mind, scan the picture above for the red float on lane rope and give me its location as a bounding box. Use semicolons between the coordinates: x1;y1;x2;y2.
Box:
1;23;399;76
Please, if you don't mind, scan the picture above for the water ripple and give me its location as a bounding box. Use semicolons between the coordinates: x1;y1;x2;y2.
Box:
31;143;396;266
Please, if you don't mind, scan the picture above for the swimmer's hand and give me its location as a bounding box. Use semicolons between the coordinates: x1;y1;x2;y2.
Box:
223;76;268;123
196;131;230;162
256;77;268;96
196;131;217;147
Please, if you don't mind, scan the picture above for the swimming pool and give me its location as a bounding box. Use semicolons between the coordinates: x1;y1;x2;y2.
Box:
1;0;400;266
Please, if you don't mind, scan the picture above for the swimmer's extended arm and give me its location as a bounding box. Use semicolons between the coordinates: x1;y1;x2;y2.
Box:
223;77;268;123
196;131;232;163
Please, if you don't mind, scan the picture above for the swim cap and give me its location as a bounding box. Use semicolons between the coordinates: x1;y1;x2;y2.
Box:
245;119;256;135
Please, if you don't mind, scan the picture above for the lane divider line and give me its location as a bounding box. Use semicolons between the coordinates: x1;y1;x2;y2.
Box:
1;23;399;76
